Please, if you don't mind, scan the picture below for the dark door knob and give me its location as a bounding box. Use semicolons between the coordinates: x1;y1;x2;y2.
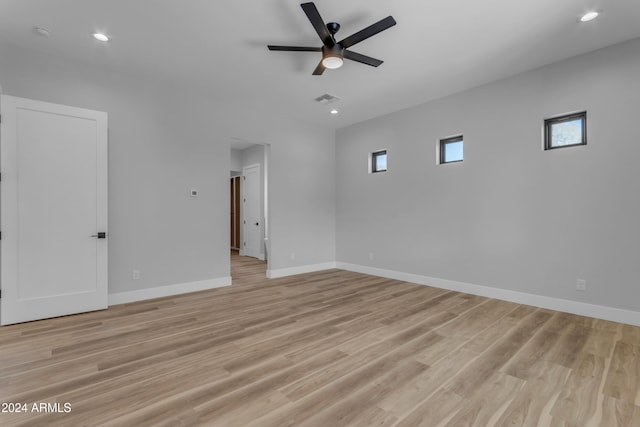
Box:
255;222;259;226
91;232;107;239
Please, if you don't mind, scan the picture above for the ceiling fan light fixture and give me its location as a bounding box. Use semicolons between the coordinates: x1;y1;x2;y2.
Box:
321;44;344;69
322;55;343;69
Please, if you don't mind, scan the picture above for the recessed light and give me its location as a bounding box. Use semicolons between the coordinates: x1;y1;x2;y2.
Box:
93;33;110;42
330;109;339;115
33;27;52;37
579;11;600;22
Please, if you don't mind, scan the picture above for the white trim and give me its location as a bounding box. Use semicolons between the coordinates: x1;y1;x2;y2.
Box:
336;262;640;327
267;262;337;279
237;253;264;261
109;277;232;306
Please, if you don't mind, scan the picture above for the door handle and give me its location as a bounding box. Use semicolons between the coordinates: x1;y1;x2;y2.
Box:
255;222;259;226
91;232;107;239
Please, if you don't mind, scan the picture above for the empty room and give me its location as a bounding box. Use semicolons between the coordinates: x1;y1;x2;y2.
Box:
1;1;639;426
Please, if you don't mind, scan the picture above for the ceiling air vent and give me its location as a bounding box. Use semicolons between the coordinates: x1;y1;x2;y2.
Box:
314;93;342;104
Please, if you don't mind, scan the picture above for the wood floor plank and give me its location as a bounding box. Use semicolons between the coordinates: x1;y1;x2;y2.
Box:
248;332;443;427
598;396;640;427
545;321;592;368
495;362;570;427
502;329;563;380
550;352;606;425
584;319;621;358
0;251;638;426
378;348;478;418
603;340;640;404
296;360;428;427
99;356;295;427
191;349;350;426
394;389;465;427
447;309;552;398
435;298;518;341
348;406;399;427
442;372;526;426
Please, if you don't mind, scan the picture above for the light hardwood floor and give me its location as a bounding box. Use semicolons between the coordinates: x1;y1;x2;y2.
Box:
0;252;639;426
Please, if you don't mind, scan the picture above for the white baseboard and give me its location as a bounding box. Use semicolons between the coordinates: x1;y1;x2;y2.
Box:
336;262;640;327
109;277;232;306
238;251;265;261
267;262;337;279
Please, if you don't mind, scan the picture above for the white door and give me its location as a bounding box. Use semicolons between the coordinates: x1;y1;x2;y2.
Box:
242;164;262;259
1;95;108;325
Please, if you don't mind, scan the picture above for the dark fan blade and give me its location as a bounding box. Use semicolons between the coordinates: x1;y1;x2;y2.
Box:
301;2;334;46
268;45;322;52
312;60;326;75
344;50;383;67
339;16;396;48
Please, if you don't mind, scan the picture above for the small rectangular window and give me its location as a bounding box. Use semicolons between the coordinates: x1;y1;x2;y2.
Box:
545;111;586;150
371;150;387;173
440;136;463;164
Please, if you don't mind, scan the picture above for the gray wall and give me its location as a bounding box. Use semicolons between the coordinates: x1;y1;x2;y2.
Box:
0;42;336;295
230;149;243;173
336;38;640;312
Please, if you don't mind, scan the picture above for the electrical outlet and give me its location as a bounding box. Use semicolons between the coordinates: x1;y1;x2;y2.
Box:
132;270;141;280
576;279;587;291
369;252;375;260
290;253;295;260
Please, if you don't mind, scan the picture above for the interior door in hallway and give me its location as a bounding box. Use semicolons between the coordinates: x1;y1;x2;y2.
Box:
242;164;262;259
0;95;108;325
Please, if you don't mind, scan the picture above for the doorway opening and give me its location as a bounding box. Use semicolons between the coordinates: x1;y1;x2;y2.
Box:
229;138;269;279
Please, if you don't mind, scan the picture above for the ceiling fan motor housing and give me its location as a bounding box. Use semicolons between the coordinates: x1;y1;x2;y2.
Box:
323;44;344;59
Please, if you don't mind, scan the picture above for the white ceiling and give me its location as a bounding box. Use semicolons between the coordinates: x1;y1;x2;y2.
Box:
1;0;639;130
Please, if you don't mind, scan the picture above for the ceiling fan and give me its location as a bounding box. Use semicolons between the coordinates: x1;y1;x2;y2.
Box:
267;2;397;75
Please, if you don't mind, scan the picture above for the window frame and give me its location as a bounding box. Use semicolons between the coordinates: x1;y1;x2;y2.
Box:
371;150;387;173
544;111;587;150
439;135;464;164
